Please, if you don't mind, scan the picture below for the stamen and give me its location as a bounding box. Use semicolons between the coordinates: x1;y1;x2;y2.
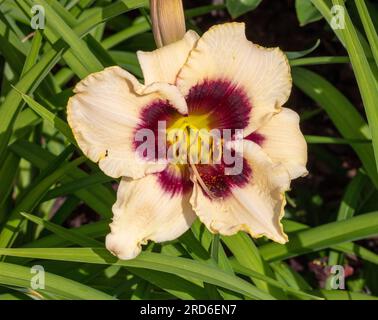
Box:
189;162;218;200
167;116;224;200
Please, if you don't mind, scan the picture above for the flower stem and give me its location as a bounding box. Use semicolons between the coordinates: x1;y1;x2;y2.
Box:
150;0;186;47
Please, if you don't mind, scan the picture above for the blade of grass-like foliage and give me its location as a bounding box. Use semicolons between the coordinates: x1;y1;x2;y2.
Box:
305;135;371;145
17;0;116;75
102;3;225;50
282;219;310;233
0;153;85;250
54;68;78;88
20;212;102;248
0;49;62;169
10;216;316;300
0;244;319;300
120;0;148;9
1;148;71;229
191;219;213;250
110;51;142;78
222;233;286;298
104;3;224;51
12;109;41;142
178;234;237;299
20;30;42;76
22;214;378;266
60;4;225;84
0;14;26;77
185;4;225;17
0;248;276;300
0;27;43;218
205;235;222;299
210;234;220;263
20;215;209;300
20;214;312;300
226;0;262;18
47;0;78;26
331;0;378;177
102;18;150;50
270;261;313;293
75;1;148;36
216;242;235;275
179;232;237;299
15;202;378;298
16;89;76;144
0;11;29;53
179;232;241;298
48;196;80;226
327;172;368;268
331;242;378;265
355;0;378;66
0;151;20;210
128;268;208;300
310;0;345;45
1;1;30;33
179;230;212;261
300;108;323;121
286;39;320;59
215;243;243;299
295;0;323;26
283;220;378;265
23;221;109;248
260;211;378;262
0;0;146;168
230;260;322;300
292;67;378;188
0;262;115;300
85;33;116;67
15;0;98;78
319;290;378;300
131;279;152;300
43;173;113;201
311;0;376;60
68;0;96;16
290;56;350;66
9;140;114;217
0;292;28;300
37;0;103;72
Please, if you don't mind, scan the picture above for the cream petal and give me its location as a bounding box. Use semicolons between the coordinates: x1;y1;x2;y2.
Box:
257;108;308;179
137;30;200;85
67;66;188;179
191;140;290;243
106;174;196;260
177;22;292;134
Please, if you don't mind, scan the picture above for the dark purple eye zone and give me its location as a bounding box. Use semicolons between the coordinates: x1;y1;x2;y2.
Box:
186;79;252;131
134;99;181;160
156;158;252;199
195;158;252;199
156;165;193;197
245;131;265;145
133;79;255;198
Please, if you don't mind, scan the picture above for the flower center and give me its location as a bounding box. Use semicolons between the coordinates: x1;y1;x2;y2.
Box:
166;114;221;166
166;114;228;199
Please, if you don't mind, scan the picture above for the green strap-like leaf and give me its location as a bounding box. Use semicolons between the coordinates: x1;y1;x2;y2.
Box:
0;261;115;300
0;248;276;300
260;211;378;261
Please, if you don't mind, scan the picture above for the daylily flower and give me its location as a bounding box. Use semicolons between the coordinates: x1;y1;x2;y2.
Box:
67;23;308;260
